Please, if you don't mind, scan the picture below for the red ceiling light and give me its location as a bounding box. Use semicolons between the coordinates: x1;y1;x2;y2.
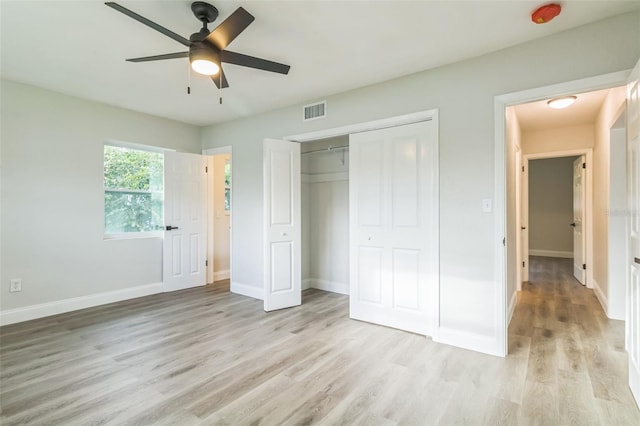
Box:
531;3;562;24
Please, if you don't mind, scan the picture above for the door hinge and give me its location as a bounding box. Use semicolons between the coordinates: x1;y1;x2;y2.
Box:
206;260;208;267
583;263;586;270
582;163;586;169
522;166;525;172
523;261;525;268
205;166;208;173
502;237;505;246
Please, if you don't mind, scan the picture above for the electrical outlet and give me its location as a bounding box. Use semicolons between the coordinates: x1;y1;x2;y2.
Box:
10;279;22;293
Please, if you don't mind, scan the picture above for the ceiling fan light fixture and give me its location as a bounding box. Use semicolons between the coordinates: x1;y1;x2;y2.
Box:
191;59;219;75
547;96;577;109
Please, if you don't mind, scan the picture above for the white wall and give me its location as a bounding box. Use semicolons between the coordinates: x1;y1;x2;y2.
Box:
1;80;201;316
505;107;522;322
200;13;640;354
301;137;349;294
213;154;231;280
528;157;576;256
593;86;627;318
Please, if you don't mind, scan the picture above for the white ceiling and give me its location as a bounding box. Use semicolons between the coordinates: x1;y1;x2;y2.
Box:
2;1;638;126
512;87;619;132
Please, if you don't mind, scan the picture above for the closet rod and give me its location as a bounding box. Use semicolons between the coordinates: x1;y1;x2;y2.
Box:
301;145;349;155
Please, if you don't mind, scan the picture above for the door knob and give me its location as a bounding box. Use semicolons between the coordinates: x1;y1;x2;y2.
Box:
521;226;526;230
570;223;576;227
635;257;640;265
165;225;179;231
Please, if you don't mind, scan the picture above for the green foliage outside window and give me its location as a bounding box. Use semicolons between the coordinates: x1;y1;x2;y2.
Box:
224;159;231;212
104;145;163;234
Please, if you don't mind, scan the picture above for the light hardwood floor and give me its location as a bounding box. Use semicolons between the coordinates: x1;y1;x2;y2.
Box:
1;256;638;425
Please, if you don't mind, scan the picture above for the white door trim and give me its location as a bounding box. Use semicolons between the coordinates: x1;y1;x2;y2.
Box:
284;110;436;142
203;146;232;155
495;70;630;357
521;150;593;288
203;146;233;286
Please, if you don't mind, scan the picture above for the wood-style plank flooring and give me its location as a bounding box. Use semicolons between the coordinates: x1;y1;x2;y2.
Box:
1;256;638;425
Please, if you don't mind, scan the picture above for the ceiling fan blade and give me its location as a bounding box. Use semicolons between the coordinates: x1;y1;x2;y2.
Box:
126;52;189;62
205;7;254;50
105;2;190;47
211;67;229;89
221;50;290;74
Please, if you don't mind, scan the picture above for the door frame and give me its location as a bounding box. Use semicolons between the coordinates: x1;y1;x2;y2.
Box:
203;146;233;286
495;70;630;356
521;150;593;288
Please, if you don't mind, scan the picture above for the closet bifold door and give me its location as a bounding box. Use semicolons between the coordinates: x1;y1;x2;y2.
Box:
263;138;302;312
349;119;438;336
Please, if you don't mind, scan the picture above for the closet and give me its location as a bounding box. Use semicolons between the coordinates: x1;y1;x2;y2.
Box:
301;136;350;295
263;113;438;335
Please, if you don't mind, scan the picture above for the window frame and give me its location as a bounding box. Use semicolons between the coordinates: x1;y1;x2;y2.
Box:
103;140;171;240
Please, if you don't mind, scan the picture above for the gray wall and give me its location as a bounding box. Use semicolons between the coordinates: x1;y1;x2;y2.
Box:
200;12;640;348
1;81;201;311
529;157;577;255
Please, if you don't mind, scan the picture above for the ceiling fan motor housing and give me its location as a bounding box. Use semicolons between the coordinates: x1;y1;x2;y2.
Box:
189;40;219;65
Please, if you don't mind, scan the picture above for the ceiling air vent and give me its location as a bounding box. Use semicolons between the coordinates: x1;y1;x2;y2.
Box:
303;101;326;121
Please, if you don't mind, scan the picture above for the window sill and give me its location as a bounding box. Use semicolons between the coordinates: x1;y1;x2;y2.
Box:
104;231;164;240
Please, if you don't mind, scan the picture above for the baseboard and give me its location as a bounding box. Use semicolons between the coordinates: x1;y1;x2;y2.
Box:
0;282;163;326
508;290;518;325
306;278;349;295
435;327;503;357
230;281;264;300
213;269;230;282
592;278;610;318
529;249;573;258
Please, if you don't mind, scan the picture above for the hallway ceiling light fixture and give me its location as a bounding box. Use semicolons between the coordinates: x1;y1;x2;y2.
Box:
547;95;577;109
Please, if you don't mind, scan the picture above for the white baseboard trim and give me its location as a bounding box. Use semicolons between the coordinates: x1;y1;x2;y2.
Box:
508;290;518;326
435;327;503;357
529;249;573;258
592;278;609;318
213;269;230;282
306;278;349;295
0;282;163;326
230;281;264;300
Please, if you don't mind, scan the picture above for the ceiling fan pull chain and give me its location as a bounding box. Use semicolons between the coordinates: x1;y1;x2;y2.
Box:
219;73;223;105
187;61;192;95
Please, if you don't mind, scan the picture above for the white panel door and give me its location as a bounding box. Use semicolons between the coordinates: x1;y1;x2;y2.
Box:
572;156;586;285
626;58;640;407
163;151;207;291
518;153;528;285
349;120;438;336
263;139;301;311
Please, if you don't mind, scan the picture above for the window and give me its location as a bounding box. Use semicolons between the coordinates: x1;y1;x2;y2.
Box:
224;159;231;213
104;144;163;235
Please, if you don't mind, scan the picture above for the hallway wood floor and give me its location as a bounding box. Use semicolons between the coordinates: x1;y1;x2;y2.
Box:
1;256;638;425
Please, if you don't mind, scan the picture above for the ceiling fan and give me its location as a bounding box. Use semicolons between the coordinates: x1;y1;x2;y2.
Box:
105;2;290;89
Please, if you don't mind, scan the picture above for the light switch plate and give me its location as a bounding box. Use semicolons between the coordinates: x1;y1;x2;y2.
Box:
482;198;492;213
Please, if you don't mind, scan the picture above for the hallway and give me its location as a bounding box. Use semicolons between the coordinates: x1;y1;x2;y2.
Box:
509;256;639;424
